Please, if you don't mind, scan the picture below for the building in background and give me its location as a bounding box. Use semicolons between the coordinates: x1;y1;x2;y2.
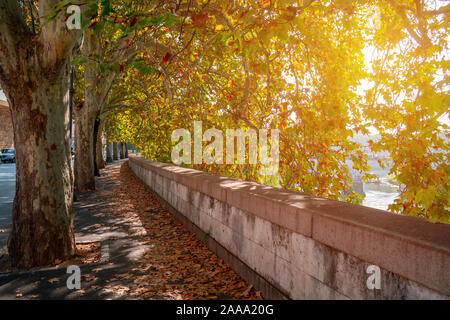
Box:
0;90;14;149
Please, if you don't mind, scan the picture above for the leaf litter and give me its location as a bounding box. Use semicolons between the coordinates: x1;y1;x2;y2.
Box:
101;161;263;300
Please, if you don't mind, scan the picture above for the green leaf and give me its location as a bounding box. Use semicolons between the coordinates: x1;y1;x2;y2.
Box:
70;56;88;66
132;62;154;75
101;0;113;16
93;20;106;35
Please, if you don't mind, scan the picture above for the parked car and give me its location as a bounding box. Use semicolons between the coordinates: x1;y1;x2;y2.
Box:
0;148;15;163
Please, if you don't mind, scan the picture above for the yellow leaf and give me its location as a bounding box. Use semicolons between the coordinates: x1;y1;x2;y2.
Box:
48;277;60;283
215;24;224;31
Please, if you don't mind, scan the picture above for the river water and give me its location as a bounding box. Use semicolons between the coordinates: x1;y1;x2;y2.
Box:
360;159;399;212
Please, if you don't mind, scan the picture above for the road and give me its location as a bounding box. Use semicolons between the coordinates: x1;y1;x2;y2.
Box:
0;163;15;255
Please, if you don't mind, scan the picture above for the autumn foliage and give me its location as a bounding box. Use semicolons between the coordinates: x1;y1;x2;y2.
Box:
74;0;449;223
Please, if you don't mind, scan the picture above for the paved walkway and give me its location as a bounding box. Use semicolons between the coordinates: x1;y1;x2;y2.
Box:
0;161;151;299
0;161;259;300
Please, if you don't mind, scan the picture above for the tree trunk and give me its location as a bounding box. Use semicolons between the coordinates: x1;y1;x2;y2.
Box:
74;46;100;191
119;142;125;159
113;142;119;160
5;66;75;268
93;117;101;177
74;104;97;191
106;141;113;163
0;0;84;268
125;143;128;158
73;29;116;190
96;121;105;171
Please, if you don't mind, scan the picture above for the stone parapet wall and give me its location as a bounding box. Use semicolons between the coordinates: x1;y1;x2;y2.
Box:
129;156;449;299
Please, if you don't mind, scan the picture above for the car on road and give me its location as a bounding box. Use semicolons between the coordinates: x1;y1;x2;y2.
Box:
0;148;15;163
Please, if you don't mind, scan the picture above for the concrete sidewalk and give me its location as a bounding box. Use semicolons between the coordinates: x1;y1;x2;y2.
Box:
0;160;152;300
0;160;259;300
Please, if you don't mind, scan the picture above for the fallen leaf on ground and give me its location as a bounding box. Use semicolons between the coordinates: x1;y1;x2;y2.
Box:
243;285;253;297
61;162;264;300
84;274;97;282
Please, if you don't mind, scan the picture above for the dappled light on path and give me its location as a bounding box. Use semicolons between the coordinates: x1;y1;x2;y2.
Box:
104;161;262;299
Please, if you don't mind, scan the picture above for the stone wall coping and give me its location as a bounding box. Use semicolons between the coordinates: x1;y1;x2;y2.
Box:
129;156;450;251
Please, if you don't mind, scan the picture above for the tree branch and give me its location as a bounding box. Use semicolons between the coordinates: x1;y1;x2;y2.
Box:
203;5;250;118
101;103;139;115
0;0;32;71
388;0;431;48
39;0;84;66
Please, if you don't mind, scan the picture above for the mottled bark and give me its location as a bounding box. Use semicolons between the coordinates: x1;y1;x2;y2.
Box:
95;119;105;173
0;0;81;267
74;104;96;191
6;73;76;268
73;30;100;191
93;117;100;177
74;30;115;189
